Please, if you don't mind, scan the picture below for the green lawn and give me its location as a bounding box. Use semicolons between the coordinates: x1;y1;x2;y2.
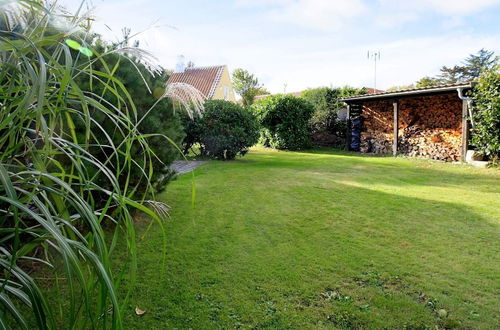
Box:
122;147;500;329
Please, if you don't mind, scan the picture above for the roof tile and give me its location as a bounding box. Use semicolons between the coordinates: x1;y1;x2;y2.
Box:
166;66;225;98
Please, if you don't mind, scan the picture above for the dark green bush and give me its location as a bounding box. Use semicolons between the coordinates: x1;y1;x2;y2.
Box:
181;112;204;154
252;95;314;150
471;65;500;162
182;100;259;160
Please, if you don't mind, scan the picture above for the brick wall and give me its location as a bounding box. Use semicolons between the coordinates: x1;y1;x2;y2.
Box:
358;92;463;161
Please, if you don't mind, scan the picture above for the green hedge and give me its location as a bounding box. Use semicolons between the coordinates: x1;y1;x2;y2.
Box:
252;95;314;150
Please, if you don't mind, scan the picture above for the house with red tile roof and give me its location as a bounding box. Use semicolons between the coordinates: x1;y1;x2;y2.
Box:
166;65;236;102
363;87;385;94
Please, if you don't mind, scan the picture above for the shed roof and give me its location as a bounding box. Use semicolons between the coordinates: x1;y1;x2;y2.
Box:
340;82;474;103
166;65;225;98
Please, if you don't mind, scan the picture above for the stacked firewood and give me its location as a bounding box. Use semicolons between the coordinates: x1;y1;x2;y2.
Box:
360;105;393;154
360;132;392;154
358;94;463;161
399;127;461;161
397;97;462;161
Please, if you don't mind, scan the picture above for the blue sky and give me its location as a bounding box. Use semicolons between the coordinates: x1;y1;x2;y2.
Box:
63;0;500;93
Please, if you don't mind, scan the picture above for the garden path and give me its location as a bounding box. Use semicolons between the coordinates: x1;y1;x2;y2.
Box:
169;160;208;174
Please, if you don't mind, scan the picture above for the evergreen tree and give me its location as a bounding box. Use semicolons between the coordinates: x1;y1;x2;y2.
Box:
439;49;498;83
438;65;464;83
462;49;497;79
74;38;185;195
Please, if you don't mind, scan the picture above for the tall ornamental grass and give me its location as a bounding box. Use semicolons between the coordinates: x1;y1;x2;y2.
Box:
0;1;195;328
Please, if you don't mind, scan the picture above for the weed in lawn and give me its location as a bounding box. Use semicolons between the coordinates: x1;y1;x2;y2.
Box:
296;297;312;310
359;304;371;312
208;301;224;322
326;310;364;328
256;315;291;329
320;288;352;303
415;291;441;311
201;279;218;287
400;321;433;329
261;299;278;316
228;312;243;328
353;269;408;292
353;270;385;288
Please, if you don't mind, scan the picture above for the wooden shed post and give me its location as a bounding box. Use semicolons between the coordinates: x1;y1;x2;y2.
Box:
346;104;351;151
461;100;469;161
393;101;399;156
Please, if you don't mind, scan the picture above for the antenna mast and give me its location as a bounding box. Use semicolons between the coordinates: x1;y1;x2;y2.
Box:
367;51;381;90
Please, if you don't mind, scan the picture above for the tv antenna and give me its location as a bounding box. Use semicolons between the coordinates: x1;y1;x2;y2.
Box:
367;51;381;90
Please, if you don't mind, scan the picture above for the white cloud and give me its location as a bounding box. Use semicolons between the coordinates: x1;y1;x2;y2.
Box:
271;0;366;30
378;0;500;15
235;0;366;31
238;0;500;31
374;11;419;28
234;0;290;7
370;0;500;28
425;0;500;14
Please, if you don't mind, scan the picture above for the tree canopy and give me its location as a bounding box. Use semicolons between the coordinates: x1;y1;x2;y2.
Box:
439;49;498;83
232;68;268;106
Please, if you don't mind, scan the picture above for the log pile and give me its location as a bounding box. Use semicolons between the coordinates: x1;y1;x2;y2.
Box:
360;101;394;154
399;127;461;161
360;132;392;154
357;93;463;161
397;94;462;161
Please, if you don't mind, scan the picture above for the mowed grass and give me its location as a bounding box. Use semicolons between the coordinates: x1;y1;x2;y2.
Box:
121;147;500;329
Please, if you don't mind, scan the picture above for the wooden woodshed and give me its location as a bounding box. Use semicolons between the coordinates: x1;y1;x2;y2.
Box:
341;82;474;162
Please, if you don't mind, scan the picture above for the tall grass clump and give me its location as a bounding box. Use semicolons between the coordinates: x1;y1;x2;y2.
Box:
0;1;197;328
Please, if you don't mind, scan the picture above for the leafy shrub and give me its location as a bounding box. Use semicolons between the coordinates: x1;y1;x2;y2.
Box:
252;95;314;150
181;112;205;154
182;100;259;160
302;86;366;146
471;65;500;162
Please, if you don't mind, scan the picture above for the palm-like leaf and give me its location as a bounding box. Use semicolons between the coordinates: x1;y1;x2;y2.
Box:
0;1;182;328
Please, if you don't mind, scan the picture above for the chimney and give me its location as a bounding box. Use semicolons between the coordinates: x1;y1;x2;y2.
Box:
175;55;186;73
